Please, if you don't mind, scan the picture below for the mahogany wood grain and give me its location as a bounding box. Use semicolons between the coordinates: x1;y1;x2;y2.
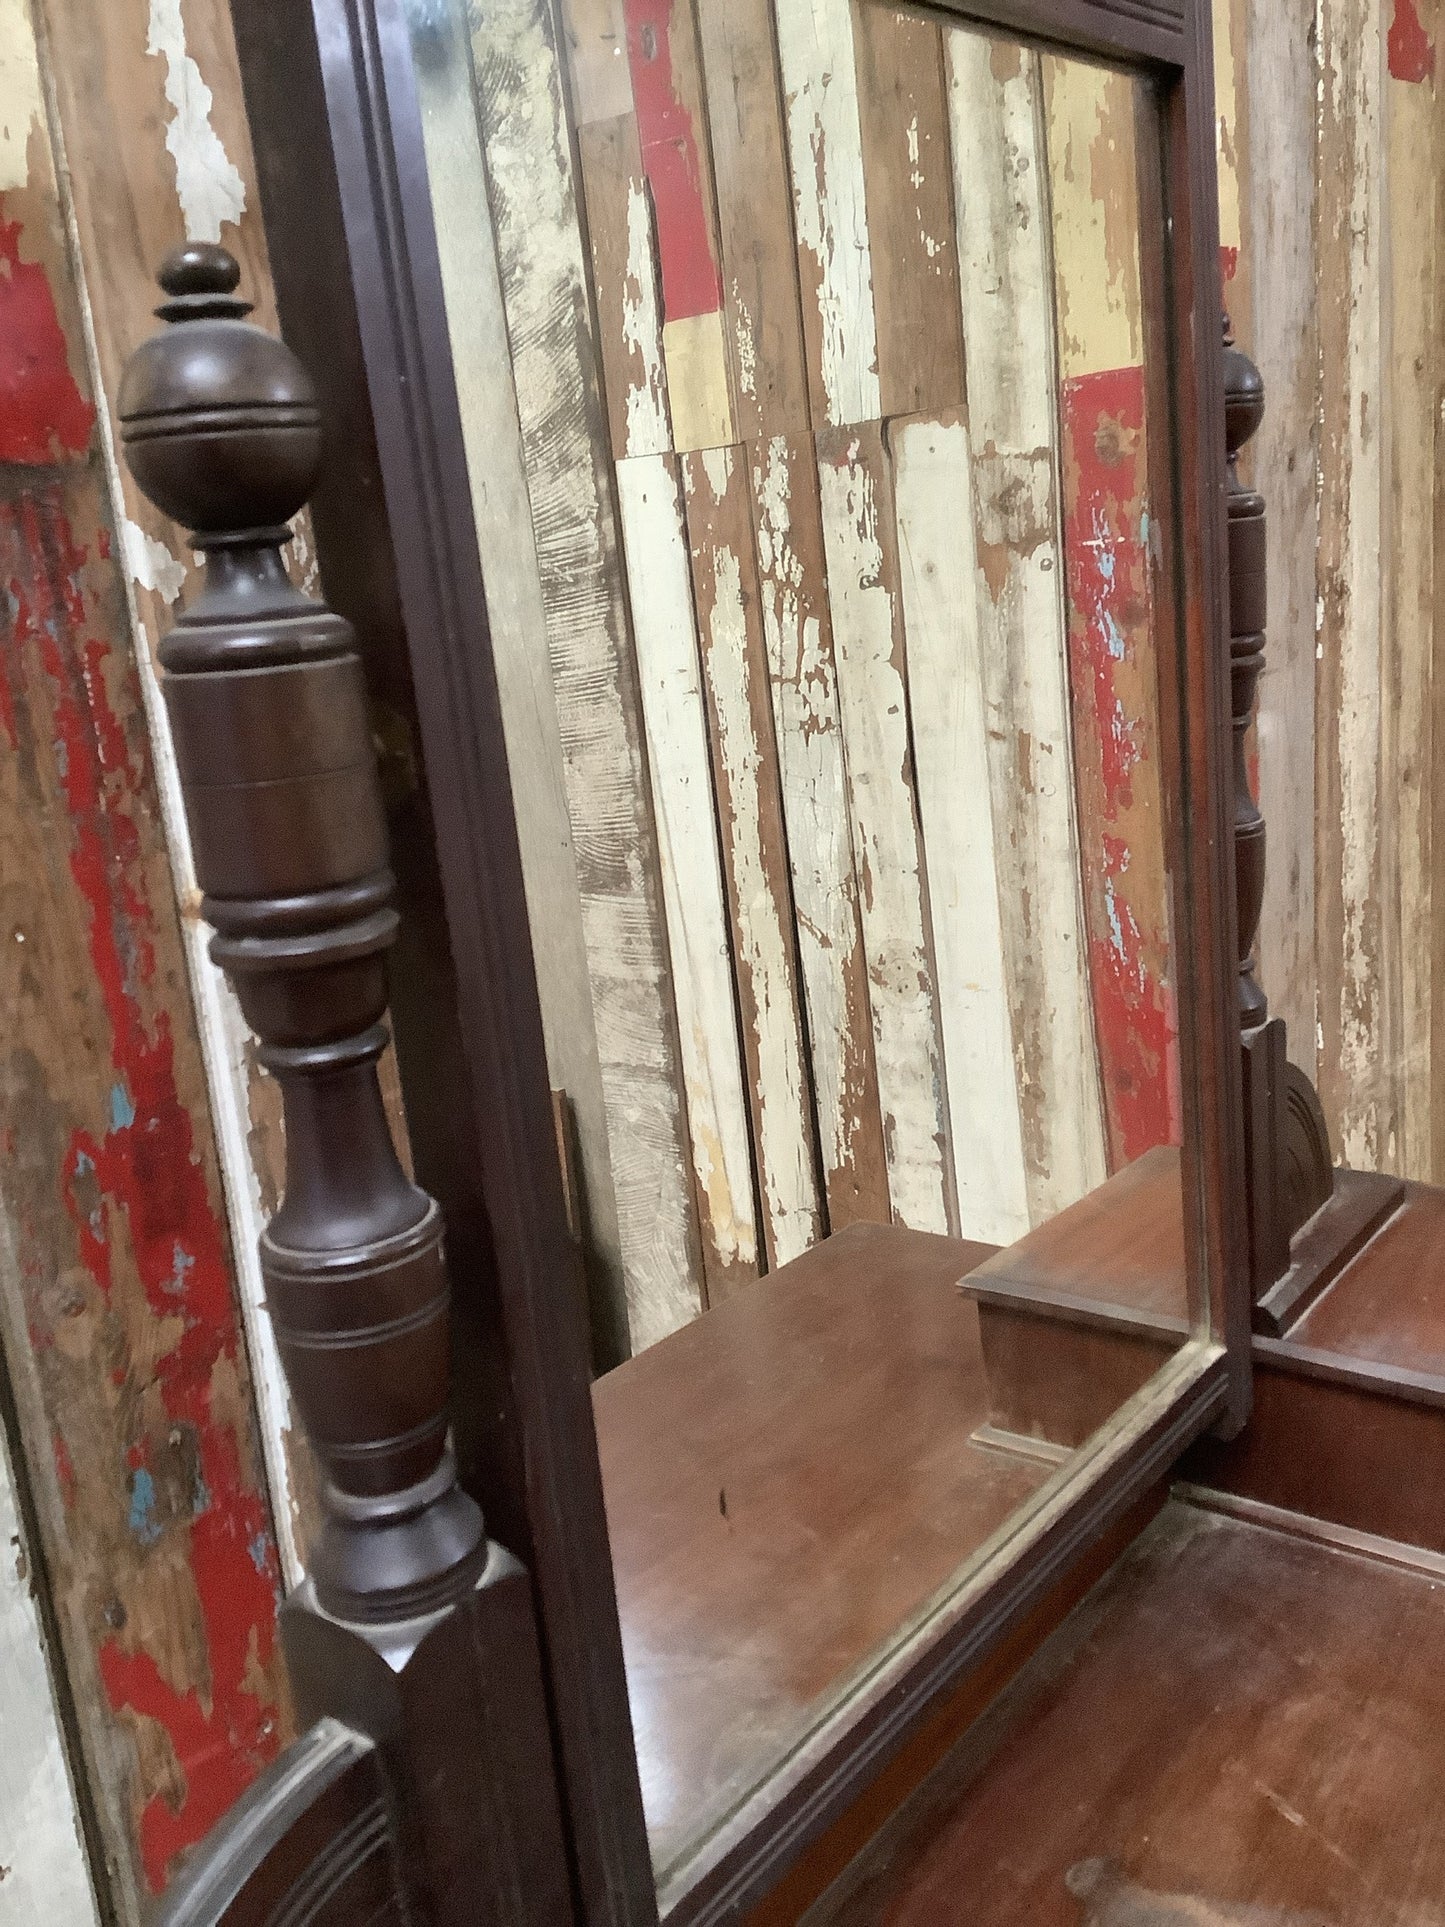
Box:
812;1500;1445;1925
1187;1180;1445;1553
592;1224;1054;1876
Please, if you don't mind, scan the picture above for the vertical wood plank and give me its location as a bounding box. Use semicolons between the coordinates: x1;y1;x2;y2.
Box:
947;27;1108;1220
1044;53;1180;1167
574;110;674;461
694;0;811;441
854;3;967;420
816;423;952;1235
1240;0;1321;1079
558;0;634;123
0;4;289;1908
475;0;705;1348
622;0;735;450
748;433;891;1228
37;0;310;1581
1384;0;1440;1179
410;25;632;1354
614;453;760;1298
683;446;822;1266
891;411;1032;1245
1316;0;1391;1170
776;0;881;429
0;1417;98;1924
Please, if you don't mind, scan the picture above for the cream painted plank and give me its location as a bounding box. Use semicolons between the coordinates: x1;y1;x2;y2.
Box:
947;27;1107;1219
1241;0;1319;1078
474;0;703;1348
684;446;821;1267
1385;32;1440;1180
412;17;632;1356
817;424;952;1235
1316;0;1390;1171
0;1423;98;1925
775;0;881;428
749;434;891;1228
615;454;760;1297
892;411;1031;1245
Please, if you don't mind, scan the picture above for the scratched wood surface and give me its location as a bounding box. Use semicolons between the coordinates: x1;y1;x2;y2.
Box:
0;1;290;1913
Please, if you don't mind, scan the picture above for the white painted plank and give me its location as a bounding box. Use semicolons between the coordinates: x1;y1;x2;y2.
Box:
411;10;630;1343
615;453;759;1293
684;446;820;1267
816;426;952;1235
749;434;891;1227
947;27;1108;1220
774;0;881;428
0;1424;98;1925
892;411;1032;1245
474;0;705;1349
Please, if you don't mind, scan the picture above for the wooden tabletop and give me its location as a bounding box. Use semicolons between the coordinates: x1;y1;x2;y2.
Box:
592;1221;1053;1876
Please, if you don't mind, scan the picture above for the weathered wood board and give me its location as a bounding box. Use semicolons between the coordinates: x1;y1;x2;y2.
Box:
816;423;953;1236
0;2;289;1912
682;445;821;1268
473;0;705;1350
947;26;1109;1221
1043;52;1180;1167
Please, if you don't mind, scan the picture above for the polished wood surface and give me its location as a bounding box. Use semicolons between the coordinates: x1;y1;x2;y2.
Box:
812;1500;1445;1924
967;1147;1188;1327
593;1223;1058;1875
1186;1180;1445;1552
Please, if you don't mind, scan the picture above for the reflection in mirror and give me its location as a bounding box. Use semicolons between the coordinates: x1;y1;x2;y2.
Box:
407;0;1192;1890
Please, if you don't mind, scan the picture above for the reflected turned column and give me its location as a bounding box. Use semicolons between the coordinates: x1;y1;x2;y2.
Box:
119;244;573;1923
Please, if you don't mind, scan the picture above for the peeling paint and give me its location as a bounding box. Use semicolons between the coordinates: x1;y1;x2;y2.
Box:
623;0;720;321
1388;0;1436;81
0;212;95;464
145;0;246;242
121;518;186;604
0;0;43;193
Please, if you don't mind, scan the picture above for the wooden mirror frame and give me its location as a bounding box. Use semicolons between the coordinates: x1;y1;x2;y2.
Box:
224;0;1247;1919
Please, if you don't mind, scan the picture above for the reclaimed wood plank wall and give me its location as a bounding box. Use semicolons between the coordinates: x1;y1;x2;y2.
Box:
0;0;317;1912
432;0;1183;1348
1219;0;1445;1184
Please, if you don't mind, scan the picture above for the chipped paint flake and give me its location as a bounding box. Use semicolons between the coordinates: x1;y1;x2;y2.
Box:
0;0;43;193
622;176;669;455
121;518;186;604
145;0;245;242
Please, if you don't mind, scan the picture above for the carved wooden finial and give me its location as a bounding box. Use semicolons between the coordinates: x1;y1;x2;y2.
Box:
1222;314;1269;1032
118;246;485;1625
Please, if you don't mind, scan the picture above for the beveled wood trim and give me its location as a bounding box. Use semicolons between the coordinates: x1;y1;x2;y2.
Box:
227;0;656;1920
924;0;1184;67
663;1345;1230;1923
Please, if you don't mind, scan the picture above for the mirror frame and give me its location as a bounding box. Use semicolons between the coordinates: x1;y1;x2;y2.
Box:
228;0;1249;1919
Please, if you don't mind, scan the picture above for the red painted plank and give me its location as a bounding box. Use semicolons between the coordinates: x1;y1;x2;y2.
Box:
1389;0;1436;80
1059;363;1182;1166
0;211;95;464
623;0;722;320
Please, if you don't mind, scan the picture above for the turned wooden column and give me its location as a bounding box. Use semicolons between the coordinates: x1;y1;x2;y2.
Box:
121;245;573;1924
1223;318;1269;1033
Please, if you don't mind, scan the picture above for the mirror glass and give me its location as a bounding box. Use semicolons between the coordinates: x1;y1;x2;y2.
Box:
406;0;1198;1887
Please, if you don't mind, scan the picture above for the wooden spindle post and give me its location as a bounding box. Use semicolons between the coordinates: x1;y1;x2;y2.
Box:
1221;315;1403;1333
120;244;574;1924
1223;319;1270;1034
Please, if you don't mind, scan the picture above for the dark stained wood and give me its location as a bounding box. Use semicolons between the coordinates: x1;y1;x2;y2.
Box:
811;1501;1445;1925
1252;1166;1406;1336
962;1149;1189;1450
967;1147;1189;1326
593;1223;1045;1876
225;2;658;1918
118;243;574;1926
159;1721;411;1926
220;0;1251;1916
1186;1179;1445;1553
